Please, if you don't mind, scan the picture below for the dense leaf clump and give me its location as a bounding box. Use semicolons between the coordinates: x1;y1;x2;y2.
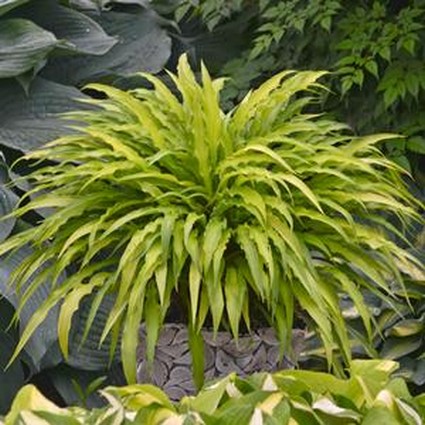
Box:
0;55;423;383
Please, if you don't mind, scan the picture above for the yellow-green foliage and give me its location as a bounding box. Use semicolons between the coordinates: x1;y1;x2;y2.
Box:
0;55;423;383
1;360;424;424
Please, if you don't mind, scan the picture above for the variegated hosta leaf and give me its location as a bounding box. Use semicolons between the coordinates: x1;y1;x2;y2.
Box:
0;54;423;384
2;360;424;423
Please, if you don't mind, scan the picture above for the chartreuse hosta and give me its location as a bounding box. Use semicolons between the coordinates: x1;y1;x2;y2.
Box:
0;55;423;384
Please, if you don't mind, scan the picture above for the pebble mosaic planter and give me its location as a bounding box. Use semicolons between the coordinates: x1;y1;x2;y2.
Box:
137;324;306;400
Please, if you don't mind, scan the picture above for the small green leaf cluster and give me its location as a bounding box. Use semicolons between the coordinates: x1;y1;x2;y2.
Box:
1;55;423;385
336;3;424;97
1;360;424;424
376;61;425;109
174;0;244;30
250;0;340;59
171;0;425;176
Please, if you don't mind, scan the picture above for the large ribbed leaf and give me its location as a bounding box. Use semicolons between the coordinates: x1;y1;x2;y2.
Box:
0;299;27;415
0;331;26;415
107;0;149;5
0;77;92;151
0;156;18;243
0;0;30;17
0;245;63;369
0;186;18;243
68;0;100;11
71;0;150;9
16;0;117;55
0;18;60;78
67;294;121;371
42;9;172;85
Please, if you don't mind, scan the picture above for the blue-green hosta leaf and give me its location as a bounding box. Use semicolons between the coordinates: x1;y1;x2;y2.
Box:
398;358;425;386
41;9;171;85
0;185;18;243
67;294;121;371
0;332;26;415
0;0;30;17
91;9;171;74
68;0;100;11
0;77;93;152
102;0;151;8
16;0;117;55
0;18;59;78
0;245;63;370
69;0;150;11
381;336;423;361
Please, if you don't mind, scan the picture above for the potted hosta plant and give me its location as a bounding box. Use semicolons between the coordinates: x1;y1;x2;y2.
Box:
0;55;423;391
